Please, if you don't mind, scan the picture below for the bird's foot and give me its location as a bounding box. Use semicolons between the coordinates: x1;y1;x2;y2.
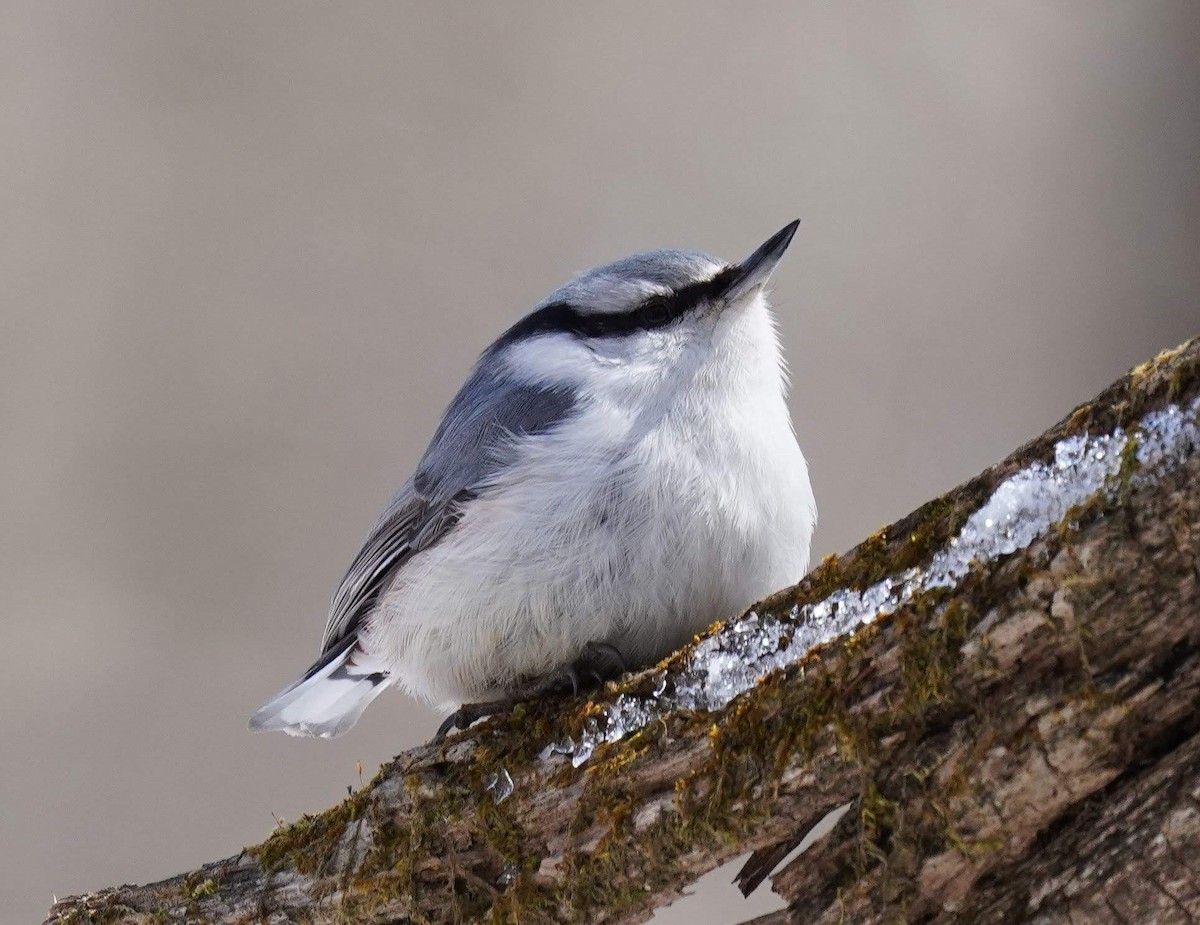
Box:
432;641;631;741
531;640;630;695
575;640;628;684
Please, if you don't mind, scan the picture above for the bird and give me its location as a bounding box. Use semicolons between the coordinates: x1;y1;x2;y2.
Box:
249;221;816;739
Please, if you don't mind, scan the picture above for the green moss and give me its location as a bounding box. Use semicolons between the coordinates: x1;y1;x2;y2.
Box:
251;789;370;875
897;598;969;717
189;878;218;899
766;497;966;634
330;754;558;924
47;904;172;925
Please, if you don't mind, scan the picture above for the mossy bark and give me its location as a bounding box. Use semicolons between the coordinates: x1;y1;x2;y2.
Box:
45;336;1200;925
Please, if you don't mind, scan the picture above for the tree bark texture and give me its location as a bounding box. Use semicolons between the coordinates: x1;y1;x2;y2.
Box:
46;336;1200;925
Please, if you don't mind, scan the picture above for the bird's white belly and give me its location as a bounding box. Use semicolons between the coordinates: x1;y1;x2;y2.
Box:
364;395;814;709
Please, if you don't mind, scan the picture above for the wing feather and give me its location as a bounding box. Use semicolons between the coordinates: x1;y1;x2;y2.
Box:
315;359;575;660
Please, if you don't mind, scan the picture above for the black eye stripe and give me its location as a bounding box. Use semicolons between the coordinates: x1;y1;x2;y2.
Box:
494;265;738;347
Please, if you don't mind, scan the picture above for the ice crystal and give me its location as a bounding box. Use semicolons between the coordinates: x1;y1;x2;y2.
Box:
485;768;514;804
557;397;1199;768
537;736;576;761
497;863;519;886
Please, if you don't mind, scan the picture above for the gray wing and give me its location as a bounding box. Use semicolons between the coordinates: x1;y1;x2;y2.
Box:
316;357;575;660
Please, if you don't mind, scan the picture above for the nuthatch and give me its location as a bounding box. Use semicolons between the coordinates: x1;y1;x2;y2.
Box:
250;222;815;738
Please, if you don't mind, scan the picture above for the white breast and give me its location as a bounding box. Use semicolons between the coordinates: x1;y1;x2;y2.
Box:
365;293;816;708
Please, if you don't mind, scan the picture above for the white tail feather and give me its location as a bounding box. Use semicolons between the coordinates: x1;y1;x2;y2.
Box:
248;644;391;739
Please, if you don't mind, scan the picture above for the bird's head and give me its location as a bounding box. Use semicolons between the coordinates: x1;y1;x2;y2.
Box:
490;221;800;396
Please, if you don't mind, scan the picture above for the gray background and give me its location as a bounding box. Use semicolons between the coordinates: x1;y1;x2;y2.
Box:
3;3;1198;922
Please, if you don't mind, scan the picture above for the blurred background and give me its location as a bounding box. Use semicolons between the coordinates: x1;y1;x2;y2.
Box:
3;2;1198;922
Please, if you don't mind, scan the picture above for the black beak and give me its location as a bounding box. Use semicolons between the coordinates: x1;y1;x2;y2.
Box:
720;219;800;301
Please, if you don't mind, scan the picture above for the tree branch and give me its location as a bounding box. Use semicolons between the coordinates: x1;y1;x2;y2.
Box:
47;336;1200;925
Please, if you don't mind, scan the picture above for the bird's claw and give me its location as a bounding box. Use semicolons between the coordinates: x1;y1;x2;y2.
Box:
434;708;469;742
433;699;514;741
431;641;631;742
575;641;629;683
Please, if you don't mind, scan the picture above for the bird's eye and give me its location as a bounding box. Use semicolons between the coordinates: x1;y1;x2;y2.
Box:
641;303;670;326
